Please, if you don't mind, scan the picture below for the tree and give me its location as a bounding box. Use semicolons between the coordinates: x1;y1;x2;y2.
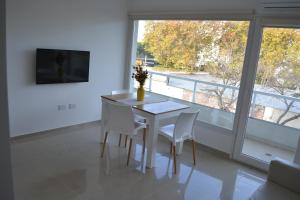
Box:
203;21;249;111
143;21;214;72
142;21;300;124
136;42;153;59
143;21;250;111
258;28;300;85
260;28;300;125
266;67;300;125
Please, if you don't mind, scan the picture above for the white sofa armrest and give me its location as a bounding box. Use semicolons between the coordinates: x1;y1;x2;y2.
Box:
268;159;300;194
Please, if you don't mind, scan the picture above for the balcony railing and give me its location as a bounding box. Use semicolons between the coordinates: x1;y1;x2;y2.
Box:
142;70;300;152
146;71;300;119
138;70;300;159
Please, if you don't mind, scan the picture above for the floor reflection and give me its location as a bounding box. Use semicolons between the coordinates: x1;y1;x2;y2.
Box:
101;134;266;200
11;122;271;200
33;169;87;200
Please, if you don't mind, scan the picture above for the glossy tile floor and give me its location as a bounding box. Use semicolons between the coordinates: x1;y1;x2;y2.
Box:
10;122;299;200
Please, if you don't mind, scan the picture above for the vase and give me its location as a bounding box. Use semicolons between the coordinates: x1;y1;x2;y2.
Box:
137;84;145;101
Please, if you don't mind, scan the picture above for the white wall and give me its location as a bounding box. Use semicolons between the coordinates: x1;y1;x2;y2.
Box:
128;0;257;12
6;0;128;136
0;0;14;198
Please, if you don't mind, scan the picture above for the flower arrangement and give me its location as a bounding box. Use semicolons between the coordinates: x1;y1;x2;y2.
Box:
132;63;149;86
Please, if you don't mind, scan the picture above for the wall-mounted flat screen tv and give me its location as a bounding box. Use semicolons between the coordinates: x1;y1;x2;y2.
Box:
36;48;90;84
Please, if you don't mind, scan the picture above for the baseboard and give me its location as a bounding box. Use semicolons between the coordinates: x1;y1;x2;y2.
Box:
10;120;101;142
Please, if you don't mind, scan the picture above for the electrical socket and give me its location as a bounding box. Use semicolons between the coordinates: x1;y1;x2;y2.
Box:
68;104;76;109
57;105;66;111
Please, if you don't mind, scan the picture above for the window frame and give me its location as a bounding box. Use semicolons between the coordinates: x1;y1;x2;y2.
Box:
126;13;255;130
125;12;300;171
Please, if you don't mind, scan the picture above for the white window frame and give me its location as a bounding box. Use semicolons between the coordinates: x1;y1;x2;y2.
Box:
125;11;300;171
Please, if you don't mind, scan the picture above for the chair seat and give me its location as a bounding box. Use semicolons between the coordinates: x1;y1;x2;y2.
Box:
107;121;146;137
159;124;175;141
134;121;147;130
102;115;145;133
135;115;146;123
134;115;147;133
159;124;191;143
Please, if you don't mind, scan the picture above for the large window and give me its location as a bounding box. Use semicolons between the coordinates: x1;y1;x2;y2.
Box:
134;20;250;130
131;18;300;170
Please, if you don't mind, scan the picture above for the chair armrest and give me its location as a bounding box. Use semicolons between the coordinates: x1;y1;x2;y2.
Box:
268;159;300;194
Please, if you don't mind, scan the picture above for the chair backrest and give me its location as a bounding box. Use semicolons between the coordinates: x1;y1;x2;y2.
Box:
106;101;136;135
111;89;130;95
174;110;199;140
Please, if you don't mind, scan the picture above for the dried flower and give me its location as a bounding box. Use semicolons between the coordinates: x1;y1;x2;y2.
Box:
132;63;148;86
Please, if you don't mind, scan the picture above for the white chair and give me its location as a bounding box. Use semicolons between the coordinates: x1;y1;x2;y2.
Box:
159;110;199;174
101;101;147;166
111;89;147;149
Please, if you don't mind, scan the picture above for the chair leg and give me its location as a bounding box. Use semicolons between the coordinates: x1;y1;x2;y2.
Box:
127;138;133;166
170;142;173;154
192;140;196;165
118;134;122;147
173;145;177;174
101;132;108;158
142;128;146;154
124;135;128;148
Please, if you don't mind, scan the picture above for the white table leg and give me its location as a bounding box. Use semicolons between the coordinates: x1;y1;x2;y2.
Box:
146;116;159;168
177;141;184;155
100;113;105;144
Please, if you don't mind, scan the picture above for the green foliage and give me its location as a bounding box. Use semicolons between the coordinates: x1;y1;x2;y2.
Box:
143;21;249;80
136;42;153;59
143;21;300;90
142;21;300;123
143;21;214;72
204;21;249;86
259;28;300;90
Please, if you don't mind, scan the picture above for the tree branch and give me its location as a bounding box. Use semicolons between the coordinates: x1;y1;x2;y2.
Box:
280;113;300;125
276;100;294;124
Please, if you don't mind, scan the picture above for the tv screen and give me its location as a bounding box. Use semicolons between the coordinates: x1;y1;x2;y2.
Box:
36;48;90;84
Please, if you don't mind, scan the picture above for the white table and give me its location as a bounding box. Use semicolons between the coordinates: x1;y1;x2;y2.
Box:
100;93;190;168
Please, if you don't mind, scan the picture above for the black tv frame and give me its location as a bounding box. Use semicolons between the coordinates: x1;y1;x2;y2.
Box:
36;48;90;84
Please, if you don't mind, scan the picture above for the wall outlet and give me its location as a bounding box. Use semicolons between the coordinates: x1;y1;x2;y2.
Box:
68;104;76;109
57;105;66;111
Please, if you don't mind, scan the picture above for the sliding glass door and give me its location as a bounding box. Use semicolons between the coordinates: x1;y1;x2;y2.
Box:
236;24;300;169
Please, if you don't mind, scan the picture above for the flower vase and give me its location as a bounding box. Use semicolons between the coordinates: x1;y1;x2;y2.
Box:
137;84;145;101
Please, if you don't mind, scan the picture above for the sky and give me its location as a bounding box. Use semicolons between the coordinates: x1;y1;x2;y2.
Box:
137;21;146;42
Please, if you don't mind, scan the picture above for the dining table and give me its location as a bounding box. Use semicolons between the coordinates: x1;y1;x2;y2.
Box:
100;93;190;168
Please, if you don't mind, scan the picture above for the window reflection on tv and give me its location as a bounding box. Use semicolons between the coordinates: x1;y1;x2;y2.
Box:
36;48;90;84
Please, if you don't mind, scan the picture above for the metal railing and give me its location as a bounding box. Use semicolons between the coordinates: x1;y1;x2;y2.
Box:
146;71;300;115
142;71;300;153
